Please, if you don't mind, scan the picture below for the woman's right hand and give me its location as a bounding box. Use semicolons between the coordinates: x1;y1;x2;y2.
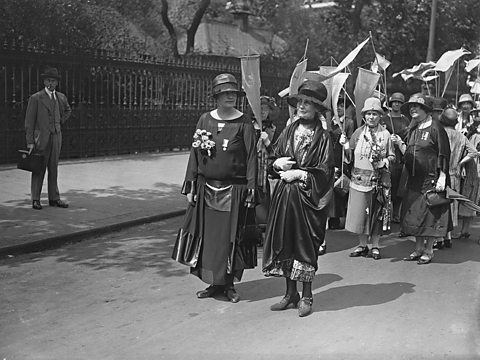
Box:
274;157;296;171
186;193;197;205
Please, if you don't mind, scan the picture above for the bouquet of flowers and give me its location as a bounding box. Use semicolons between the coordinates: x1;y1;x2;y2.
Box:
192;129;215;157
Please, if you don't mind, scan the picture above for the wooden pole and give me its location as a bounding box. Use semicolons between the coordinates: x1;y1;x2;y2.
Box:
426;0;438;62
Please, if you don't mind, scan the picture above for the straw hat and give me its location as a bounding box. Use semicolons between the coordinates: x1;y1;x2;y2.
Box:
400;93;433;113
458;93;474;106
361;97;384;115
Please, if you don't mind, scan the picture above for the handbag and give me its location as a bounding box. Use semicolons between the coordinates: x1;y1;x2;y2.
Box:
171;228;202;267
17;150;45;174
425;190;451;208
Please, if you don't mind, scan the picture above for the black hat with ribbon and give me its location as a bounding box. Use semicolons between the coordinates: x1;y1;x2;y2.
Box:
41;67;61;80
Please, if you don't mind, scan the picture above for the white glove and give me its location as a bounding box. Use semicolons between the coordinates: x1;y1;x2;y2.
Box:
280;169;305;183
274;157;296;171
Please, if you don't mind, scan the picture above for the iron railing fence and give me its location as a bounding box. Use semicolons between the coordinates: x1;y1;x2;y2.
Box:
1;39;289;164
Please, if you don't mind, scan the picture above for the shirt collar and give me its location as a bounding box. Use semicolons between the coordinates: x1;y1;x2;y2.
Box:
45;88;55;98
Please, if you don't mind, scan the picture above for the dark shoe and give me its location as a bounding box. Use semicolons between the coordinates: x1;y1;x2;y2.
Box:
349;246;369;257
196;285;221;299
444;239;452;248
318;243;326;256
225;286;240;303
417;253;433;265
433;241;444;250
298;297;313;317
370;247;381;260
399;231;409;238
49;199;69;208
32;200;42;210
270;292;300;311
403;251;423;261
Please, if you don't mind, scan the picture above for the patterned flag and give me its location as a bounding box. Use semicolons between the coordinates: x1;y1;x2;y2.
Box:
392;61;436;81
241;55;261;129
354;68;381;127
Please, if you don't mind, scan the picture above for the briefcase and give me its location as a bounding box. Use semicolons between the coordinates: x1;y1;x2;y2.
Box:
17;150;45;174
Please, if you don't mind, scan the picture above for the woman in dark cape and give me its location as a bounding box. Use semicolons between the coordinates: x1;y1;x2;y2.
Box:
263;79;334;317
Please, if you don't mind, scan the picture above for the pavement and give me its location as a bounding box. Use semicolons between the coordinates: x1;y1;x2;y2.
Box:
0;151;190;256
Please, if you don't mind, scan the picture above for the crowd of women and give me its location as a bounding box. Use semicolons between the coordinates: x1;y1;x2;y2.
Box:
172;72;480;317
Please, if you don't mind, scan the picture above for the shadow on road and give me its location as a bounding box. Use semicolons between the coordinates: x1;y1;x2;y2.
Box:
236;273;343;302
313;282;415;311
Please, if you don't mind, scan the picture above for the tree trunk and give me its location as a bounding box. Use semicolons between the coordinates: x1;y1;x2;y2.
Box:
185;0;211;55
160;0;179;57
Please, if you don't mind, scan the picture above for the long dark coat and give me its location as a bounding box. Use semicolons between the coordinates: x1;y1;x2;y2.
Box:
263;120;334;272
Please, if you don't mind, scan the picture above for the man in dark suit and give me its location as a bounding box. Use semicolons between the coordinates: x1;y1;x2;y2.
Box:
25;67;72;210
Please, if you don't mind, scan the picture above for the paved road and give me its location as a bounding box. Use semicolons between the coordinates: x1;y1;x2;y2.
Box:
1;218;479;360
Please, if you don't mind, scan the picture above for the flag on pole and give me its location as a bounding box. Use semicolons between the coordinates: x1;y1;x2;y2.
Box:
330;73;350;123
393;61;436;81
278;58;307;98
431;48;471;72
318;66;337;111
371;52;391;73
241;55;261;129
354;68;381;127
325;37;370;80
471;79;480;94
465;58;480;73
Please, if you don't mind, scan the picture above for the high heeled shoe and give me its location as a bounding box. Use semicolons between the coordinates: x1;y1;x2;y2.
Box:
270;292;300;311
349;246;369;257
298;297;313;317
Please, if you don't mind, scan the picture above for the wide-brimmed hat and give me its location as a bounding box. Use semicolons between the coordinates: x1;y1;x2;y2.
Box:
439;108;458;127
389;92;405;104
212;73;245;97
287;80;328;112
458;93;474;106
432;97;448;112
41;67;61;80
401;93;433;113
361;97;384;115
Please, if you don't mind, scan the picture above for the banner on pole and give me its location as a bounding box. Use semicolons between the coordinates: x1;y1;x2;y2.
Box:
241;55;261;129
325;37;370;80
371;52;391;73
354;68;381;127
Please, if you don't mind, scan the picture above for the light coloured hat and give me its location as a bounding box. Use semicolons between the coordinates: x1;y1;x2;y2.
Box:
400;93;433;113
458;93;474;106
361;97;384;115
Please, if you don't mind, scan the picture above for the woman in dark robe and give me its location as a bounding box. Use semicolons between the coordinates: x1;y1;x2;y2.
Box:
393;94;451;265
173;73;257;302
263;79;334;317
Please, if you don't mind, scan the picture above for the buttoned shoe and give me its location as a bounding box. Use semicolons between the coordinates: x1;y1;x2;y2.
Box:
196;285;222;299
403;251;423;261
224;286;240;303
270;292;300;311
444;239;452;248
298;297;313;317
417;253;433;265
32;200;42;210
349;246;368;257
433;241;444;250
49;199;69;208
370;247;381;260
